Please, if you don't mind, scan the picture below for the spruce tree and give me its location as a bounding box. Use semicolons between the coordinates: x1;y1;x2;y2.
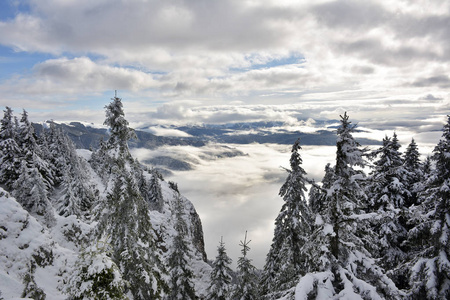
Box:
13;160;55;226
260;139;312;298
65;241;128;300
94;96;166;299
367;134;410;289
168;193;196;300
406;115;450;299
295;113;401;299
233;231;259;300
207;237;233;300
403;138;422;207
0;107;21;189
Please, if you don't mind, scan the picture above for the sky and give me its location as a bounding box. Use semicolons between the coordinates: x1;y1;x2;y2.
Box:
1;0;449;267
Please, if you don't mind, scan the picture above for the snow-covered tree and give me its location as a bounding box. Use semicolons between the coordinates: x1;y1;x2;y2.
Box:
94;96;166;299
233;231;259;300
148;169;165;212
406;115;450;299
403;138;422;207
64;241;128;300
13;160;55;226
366;134;410;288
16;110;54;189
0;107;21;189
260;139;313;299
295;113;401;299
168;193;196;300
207;237;233;300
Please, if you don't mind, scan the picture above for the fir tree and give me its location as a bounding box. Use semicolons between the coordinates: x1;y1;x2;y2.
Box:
406;115;450;299
367;134;410;289
148;169;165;212
403;138;422;207
0;107;21;189
295;113;401;299
13;160;55;226
168;193;196;300
64;241;128;300
260;139;312;298
94;96;166;299
16;110;54;189
233;231;259;300
207;237;233;300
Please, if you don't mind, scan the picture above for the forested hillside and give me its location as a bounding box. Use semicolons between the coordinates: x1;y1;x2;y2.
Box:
0;98;449;299
0;98;210;299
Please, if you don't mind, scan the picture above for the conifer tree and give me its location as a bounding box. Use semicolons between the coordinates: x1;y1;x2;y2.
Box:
406;115;450;299
233;231;259;300
95;96;166;299
65;241;128;300
260;139;312;298
168;193;196;300
295;113;401;299
148;169;165;212
367;134;410;288
0;107;21;189
13;160;55;226
207;237;233;300
16;110;54;189
403;138;422;206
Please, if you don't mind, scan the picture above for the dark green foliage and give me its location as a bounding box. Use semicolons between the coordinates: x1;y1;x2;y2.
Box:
207;237;233;300
233;231;259;300
406;115;450;299
168;194;196;300
260;139;312;298
21;262;46;300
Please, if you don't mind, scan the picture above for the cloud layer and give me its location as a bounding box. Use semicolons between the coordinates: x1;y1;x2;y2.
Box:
0;0;448;128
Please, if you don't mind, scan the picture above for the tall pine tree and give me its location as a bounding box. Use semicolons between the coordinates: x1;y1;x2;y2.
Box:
295;113;401;299
406;115;450;299
94;96;166;299
0;107;21;189
260;139;313;299
207;237;233;300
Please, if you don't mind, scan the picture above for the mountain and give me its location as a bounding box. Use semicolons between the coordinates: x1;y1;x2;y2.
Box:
0;104;211;299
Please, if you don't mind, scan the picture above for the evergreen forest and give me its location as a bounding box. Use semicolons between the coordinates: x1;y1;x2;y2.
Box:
0;97;449;299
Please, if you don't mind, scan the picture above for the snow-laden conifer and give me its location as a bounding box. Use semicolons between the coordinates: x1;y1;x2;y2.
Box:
0;107;21;189
207;237;233;300
367;133;410;289
65;240;128;300
406;115;450;299
94;96;166;299
260;139;312;299
403;138;423;206
295;112;401;299
168;193;196;300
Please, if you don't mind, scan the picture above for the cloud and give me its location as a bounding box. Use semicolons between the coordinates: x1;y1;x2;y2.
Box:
412;75;450;88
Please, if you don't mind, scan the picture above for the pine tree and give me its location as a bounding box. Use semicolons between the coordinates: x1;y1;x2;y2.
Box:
207;237;233;300
406;115;450;299
16;110;54;189
12;160;55;226
403;138;422;207
260;139;312;298
0;107;21;189
233;231;259;300
64;240;128;300
94;96;166;299
168;193;196;300
366;133;410;289
295;113;401;299
148;169;165;212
